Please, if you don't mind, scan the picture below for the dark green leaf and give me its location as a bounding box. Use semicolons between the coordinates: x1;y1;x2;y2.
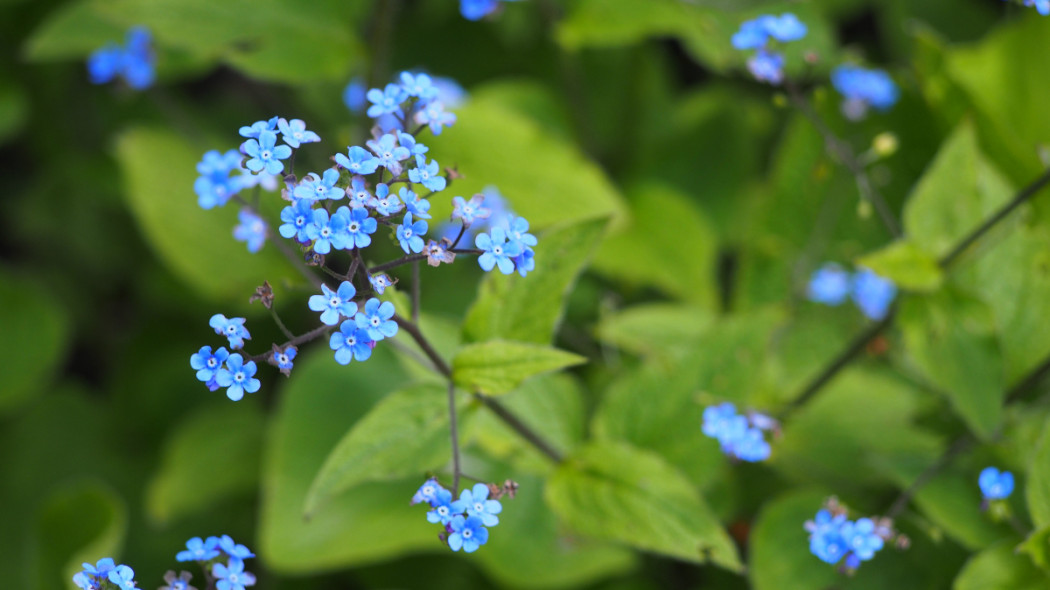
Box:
749;490;839;590
452;340;585;396
856;240;944;292
1027;416;1050;529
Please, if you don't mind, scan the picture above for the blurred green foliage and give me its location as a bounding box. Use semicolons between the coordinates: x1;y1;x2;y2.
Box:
4;0;1050;588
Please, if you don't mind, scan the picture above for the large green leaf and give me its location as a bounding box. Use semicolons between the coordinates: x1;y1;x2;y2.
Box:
303;384;467;517
953;543;1047;590
545;441;742;571
902;121;1014;261
856;240;944;292
899;289;1005;439
0;269;70;415
31;482;126;590
595;303;713;360
591;183;719;307
463;217;608;344
452;340;585;396
116;126;300;301
146;403;264;525
1027;416;1050;529
259;347;440;572
22;0;126;60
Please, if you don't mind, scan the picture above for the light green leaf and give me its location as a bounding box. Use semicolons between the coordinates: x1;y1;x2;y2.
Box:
1027;416;1050;529
954;543;1047;590
304;384;467;517
31;482;126;590
596;303;713;359
856;240;944;292
452;340;585;396
116;126;300;301
749;490;839;590
260;347;439;572
902;121;1013;261
591;183;718;307
545;441;742;571
146;404;264;525
1018;527;1050;572
23;0;125;60
899;289;1005;439
0;269;70;415
463;217;608;344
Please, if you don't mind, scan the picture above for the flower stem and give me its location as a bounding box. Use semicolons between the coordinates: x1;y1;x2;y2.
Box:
448;380;462;494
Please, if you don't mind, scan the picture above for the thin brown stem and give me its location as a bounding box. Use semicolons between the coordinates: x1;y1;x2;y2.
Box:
448;381;462;494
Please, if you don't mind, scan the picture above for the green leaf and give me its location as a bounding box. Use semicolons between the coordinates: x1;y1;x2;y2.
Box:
116;127;300;300
31;481;126;590
303;384;466;517
23;0;126;60
856;240;944;292
545;440;742;571
146;403;264;525
596;303;714;359
1027;416;1050;529
954;543;1047;590
260;347;439;572
452;340;586;396
899;288;1005;439
463;217;608;344
902;121;1013;261
591;183;719;307
0;269;70;415
425;94;625;229
1018;527;1050;572
749;490;839;590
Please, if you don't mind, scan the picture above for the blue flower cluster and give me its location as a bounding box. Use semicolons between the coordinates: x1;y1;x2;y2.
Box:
460;0;519;20
1006;0;1050;15
701;402;775;462
731;13;807;85
87;26;155;90
808;264;897;321
805;500;899;573
412;479;504;553
73;535;254;590
831;66;899;121
189;314;261;401
979;466;1014;501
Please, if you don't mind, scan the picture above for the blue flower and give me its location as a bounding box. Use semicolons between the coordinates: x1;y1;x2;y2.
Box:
763;13;807;42
348;176;372;208
210;314;250;349
476;227;522;274
239;117;279;139
731;18;769;50
408;155;447;192
367;134;411;175
841;517;884;561
447;515;489;552
369;183;403;216
459;483;502;527
344;206;378;248
107;565;137;590
343;77;367;112
355;298;398;341
1019;0;1050;15
851;269;896;320
233;209;267;253
213;558;256;590
87;44;123;85
176;536;221;562
397;213;428;254
293;169;345;202
334;146;380;176
399;71;440;102
979;467;1015;500
701;402;773;462
414;101;457;135
309;281;358;326
278;198;315;243
277;118;320;148
502;214;537;249
87;27;154;89
305;208;349;254
215;354;260;401
397;130;428;156
190;346;230;390
831;66;899;120
369;273;395;294
425;239;456;267
402;188;432;219
216;534;255;559
810;524;848;565
426;488;466;525
452;195;491;228
366;83;407;118
243;130;292;175
269;344;297;377
160;570;194;590
194;150;244;209
747;49;785;85
411;478;445;506
702;402;739;439
330;321;374;364
461;0;500;20
512;248;535;277
808;263;852;305
81;558;117;579
73;572;98;590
